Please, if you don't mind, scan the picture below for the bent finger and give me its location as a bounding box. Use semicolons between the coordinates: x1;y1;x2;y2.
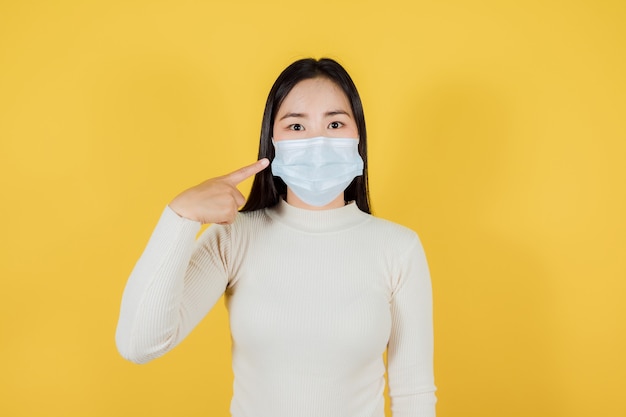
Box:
232;188;246;207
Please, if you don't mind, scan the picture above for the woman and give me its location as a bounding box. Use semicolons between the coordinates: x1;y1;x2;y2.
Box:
116;58;437;417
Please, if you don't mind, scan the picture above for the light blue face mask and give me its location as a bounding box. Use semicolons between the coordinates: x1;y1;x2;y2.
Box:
271;136;364;207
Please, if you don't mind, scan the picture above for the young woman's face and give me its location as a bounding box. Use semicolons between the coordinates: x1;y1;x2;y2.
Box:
273;77;359;142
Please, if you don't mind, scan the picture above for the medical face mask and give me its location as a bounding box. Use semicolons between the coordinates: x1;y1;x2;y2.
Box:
271;136;364;207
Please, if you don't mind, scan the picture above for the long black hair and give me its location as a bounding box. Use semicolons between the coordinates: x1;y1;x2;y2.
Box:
240;57;371;214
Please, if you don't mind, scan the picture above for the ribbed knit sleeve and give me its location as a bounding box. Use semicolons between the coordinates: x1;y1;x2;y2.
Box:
115;206;230;364
387;234;437;417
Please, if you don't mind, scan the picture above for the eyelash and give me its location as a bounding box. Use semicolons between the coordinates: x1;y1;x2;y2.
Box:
288;121;344;131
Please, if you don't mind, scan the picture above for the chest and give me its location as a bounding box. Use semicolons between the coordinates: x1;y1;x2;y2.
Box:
225;233;392;370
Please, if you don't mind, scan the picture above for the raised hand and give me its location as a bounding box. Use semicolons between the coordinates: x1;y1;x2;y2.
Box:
168;159;269;224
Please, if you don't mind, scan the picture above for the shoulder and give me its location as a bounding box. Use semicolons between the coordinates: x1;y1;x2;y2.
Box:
363;215;429;276
363;214;421;247
222;208;273;239
234;208;272;229
195;209;271;254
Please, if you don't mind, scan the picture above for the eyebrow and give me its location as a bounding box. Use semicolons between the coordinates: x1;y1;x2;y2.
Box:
278;110;352;121
279;112;306;121
326;110;351;118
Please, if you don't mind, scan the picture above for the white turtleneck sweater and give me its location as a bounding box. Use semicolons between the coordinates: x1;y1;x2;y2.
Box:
115;199;436;417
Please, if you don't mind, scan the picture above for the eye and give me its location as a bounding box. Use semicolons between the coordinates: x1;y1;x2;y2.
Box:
289;124;304;131
328;121;343;129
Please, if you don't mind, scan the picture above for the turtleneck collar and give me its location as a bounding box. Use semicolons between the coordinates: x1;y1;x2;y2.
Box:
265;198;370;234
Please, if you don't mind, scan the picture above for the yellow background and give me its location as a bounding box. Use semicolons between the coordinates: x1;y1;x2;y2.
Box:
1;0;624;416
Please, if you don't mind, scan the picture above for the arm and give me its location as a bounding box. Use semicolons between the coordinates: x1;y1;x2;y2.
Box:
115;159;269;364
115;206;230;364
388;235;437;416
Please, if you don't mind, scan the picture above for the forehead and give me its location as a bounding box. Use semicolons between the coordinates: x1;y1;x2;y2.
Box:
278;77;351;112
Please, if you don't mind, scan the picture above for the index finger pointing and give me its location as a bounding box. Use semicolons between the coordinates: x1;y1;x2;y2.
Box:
224;158;270;185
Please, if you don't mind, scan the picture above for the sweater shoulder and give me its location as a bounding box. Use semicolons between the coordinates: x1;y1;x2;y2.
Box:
363;214;421;246
195;209;269;247
225;208;273;239
234;208;272;230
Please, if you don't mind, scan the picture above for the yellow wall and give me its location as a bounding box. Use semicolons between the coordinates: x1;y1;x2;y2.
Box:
1;1;624;416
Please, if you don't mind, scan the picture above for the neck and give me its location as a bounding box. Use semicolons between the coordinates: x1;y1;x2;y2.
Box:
285;188;345;211
266;197;368;234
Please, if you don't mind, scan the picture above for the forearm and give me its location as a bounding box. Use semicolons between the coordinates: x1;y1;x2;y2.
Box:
115;206;202;363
